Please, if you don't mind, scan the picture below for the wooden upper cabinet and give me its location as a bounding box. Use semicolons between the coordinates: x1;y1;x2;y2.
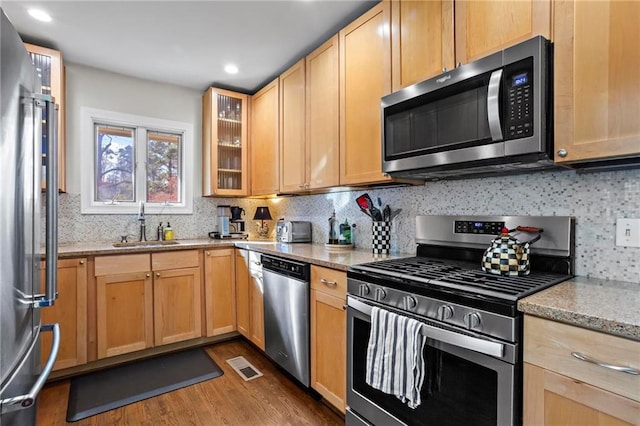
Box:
307;35;340;190
25;43;66;192
202;87;249;196
339;2;393;186
554;0;640;164
250;78;280;196
454;0;551;64
279;59;307;193
391;0;454;91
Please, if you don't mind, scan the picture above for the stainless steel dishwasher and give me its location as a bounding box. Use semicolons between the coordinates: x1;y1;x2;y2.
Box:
261;254;310;387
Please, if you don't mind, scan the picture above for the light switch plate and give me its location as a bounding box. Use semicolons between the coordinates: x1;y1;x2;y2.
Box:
615;218;640;247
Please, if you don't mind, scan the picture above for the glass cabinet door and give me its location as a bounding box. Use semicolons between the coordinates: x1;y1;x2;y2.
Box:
202;88;248;196
25;43;66;192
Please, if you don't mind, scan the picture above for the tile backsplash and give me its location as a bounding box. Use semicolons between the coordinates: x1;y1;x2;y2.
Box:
50;168;639;283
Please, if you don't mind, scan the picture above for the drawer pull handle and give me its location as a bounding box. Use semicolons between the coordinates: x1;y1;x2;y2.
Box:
320;278;337;287
571;352;640;375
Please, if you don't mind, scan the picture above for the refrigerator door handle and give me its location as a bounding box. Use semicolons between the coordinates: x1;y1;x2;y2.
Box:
34;95;59;308
0;323;60;414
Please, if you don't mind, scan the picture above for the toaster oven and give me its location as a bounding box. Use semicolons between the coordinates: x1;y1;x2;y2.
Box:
276;221;312;243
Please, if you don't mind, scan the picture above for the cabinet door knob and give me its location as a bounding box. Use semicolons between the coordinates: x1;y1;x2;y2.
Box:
79;260;84;265
557;149;568;158
156;272;161;277
146;273;151;278
206;251;211;256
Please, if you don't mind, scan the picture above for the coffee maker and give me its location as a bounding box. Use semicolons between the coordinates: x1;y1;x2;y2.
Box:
230;206;245;232
216;205;231;236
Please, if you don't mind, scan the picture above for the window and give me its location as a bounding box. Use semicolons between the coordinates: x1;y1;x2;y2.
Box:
81;108;193;214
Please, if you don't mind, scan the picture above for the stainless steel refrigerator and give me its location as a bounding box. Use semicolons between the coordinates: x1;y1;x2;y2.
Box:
0;8;60;425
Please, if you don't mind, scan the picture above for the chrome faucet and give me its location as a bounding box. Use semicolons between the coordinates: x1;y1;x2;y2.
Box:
138;201;147;241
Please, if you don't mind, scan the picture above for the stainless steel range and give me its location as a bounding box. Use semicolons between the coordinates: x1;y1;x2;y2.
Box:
346;215;574;426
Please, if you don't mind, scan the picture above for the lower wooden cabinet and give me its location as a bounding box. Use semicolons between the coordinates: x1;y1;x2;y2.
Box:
310;265;347;413
204;248;236;337
523;315;640;425
235;249;265;350
524;363;639;426
95;250;202;359
152;250;202;346
40;258;87;371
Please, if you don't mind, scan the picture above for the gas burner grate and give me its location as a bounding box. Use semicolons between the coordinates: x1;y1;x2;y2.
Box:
351;256;570;301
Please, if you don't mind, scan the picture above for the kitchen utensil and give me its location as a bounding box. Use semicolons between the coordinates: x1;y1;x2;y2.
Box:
383;205;391;222
359;207;372;218
389;208;402;221
481;226;543;276
363;194;383;221
356;193;383;221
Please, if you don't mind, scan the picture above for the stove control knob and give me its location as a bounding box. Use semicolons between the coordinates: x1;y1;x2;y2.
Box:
375;288;387;301
437;305;454;321
404;296;418;310
464;312;482;330
359;284;370;296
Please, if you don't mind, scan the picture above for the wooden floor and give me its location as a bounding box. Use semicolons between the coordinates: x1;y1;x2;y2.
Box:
37;339;344;425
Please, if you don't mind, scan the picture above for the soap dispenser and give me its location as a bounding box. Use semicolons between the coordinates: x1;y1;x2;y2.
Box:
164;222;173;240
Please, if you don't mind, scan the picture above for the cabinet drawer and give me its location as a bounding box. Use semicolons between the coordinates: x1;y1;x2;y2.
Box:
311;265;346;300
152;250;199;271
95;253;150;276
524;315;640;401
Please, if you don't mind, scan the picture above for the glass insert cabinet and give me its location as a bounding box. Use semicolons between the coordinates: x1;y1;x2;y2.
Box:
25;43;66;192
202;87;249;196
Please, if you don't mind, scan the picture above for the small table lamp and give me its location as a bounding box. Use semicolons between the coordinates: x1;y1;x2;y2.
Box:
253;206;272;238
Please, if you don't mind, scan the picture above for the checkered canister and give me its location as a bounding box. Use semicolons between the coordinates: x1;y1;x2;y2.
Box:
372;221;391;254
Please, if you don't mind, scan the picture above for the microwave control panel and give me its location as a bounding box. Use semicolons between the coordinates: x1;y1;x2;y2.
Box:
505;59;534;139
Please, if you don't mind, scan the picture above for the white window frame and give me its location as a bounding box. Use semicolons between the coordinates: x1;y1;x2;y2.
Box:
81;107;193;214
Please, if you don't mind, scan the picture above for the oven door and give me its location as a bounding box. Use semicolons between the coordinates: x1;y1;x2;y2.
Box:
346;296;519;426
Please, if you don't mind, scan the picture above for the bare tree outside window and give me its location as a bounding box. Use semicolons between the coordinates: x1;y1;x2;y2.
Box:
95;125;134;202
146;132;181;203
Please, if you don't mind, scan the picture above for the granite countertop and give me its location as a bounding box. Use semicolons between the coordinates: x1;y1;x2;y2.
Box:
56;239;410;271
58;240;640;340
518;276;640;342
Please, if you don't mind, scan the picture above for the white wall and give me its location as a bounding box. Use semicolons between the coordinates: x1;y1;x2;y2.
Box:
64;63;203;195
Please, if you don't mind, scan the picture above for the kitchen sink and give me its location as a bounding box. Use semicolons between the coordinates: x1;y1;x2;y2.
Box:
112;240;180;248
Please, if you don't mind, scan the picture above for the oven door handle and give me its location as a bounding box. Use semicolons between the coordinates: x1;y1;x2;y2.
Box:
348;297;504;358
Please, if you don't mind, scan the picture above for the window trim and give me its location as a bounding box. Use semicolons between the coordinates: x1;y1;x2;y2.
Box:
81;107;193;215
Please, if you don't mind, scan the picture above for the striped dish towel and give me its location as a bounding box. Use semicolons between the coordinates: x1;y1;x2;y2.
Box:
365;306;427;409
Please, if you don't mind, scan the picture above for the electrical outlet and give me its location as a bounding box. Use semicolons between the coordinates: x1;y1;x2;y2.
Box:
615;218;640;247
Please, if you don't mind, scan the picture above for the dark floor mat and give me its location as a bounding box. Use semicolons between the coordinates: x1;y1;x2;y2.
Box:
66;347;223;422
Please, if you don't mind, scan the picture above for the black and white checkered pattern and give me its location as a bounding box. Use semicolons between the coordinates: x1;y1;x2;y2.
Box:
482;236;531;276
372;221;391;254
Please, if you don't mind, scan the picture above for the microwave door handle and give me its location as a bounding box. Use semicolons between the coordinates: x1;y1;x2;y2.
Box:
487;69;504;141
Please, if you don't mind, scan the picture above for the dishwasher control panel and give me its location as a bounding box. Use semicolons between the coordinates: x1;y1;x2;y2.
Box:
261;255;310;281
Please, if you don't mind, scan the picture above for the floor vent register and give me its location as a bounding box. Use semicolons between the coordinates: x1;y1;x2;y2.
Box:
226;356;263;381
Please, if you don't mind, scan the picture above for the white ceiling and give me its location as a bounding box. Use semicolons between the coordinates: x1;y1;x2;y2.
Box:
1;0;379;93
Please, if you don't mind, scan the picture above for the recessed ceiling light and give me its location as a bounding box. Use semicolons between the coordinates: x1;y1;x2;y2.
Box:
28;8;52;22
224;64;239;75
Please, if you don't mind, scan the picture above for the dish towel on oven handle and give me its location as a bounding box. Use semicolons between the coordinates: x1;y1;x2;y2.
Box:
365;306;427;409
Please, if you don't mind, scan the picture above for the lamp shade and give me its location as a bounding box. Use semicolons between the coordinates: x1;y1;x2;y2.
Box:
253;206;272;221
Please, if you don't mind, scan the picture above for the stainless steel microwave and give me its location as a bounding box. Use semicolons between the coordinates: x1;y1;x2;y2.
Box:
381;36;556;180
